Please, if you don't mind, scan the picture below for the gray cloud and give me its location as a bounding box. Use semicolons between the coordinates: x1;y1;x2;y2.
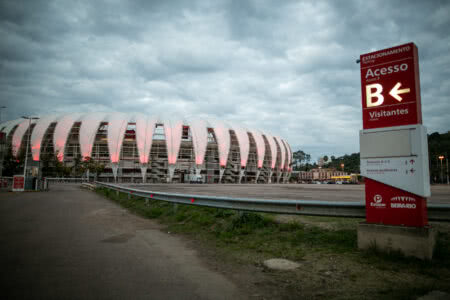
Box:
1;0;449;161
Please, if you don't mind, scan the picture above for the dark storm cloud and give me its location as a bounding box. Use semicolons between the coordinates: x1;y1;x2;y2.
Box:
0;0;449;160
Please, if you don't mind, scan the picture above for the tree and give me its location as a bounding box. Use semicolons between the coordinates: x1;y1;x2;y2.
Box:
323;155;329;162
293;150;306;168
2;147;24;176
305;154;311;163
40;152;65;177
323;153;360;173
82;157;105;180
428;131;450;183
72;154;85;176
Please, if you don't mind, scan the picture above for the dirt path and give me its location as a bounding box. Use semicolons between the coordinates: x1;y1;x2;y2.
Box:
0;185;244;300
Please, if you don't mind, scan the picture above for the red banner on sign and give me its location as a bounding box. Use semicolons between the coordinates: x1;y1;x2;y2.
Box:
365;178;428;227
360;43;422;129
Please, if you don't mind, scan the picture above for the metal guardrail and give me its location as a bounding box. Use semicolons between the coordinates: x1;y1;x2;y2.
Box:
81;182;96;191
45;177;89;183
93;181;450;221
43;177;89;190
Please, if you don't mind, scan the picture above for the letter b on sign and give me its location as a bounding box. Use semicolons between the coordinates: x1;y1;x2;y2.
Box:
366;84;384;107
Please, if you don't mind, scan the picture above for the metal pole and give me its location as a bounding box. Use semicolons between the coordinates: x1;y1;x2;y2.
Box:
22;116;39;188
23;118;32;177
436;157;439;183
445;153;449;184
0;106;6;177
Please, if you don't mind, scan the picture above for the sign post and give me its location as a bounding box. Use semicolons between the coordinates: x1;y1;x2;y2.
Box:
12;175;25;192
358;43;435;259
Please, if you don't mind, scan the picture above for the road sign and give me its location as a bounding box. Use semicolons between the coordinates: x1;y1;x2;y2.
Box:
360;43;421;129
12;175;25;192
359;43;430;228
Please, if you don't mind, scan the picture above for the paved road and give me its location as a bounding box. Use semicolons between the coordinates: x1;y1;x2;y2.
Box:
0;185;242;300
126;183;450;204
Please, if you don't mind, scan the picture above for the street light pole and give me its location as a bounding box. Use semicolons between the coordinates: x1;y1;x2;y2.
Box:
446;153;449;185
0;106;6;177
439;155;444;184
22;116;39;183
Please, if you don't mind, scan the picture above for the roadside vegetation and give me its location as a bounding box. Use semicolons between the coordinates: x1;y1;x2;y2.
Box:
96;187;450;299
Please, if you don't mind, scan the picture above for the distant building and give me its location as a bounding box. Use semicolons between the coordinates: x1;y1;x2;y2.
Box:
318;157;325;167
298;168;347;182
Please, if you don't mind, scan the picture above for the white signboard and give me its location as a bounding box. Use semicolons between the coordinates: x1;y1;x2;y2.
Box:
360;124;430;197
361;156;429;197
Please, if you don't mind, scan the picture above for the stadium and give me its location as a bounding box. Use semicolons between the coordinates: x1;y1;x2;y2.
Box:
0;113;292;183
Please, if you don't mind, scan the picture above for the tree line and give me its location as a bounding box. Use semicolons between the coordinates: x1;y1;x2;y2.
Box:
2;148;105;179
292;150;360;174
428;131;450;184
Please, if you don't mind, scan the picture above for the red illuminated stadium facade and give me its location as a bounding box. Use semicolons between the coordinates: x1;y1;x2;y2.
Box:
0;113;293;183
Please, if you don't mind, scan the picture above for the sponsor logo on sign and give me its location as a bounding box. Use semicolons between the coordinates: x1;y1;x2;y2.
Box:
390;196;417;209
391;196;416;202
370;194;386;208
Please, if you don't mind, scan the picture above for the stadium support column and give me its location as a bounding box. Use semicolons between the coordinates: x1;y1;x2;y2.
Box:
277;170;282;183
140;164;147;183
195;166;203;183
168;164;176;183
283;171;289;183
268;169;273;183
195;166;202;177
219;167;225;183
255;169;261;183
239;168;245;184
112;163;119;183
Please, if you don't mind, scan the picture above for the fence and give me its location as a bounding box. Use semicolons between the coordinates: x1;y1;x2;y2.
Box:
0;176;13;190
93;181;450;221
43;177;89;190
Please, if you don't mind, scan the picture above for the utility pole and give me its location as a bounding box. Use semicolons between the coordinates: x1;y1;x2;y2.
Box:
0;106;6;177
447;153;449;185
439;155;444;184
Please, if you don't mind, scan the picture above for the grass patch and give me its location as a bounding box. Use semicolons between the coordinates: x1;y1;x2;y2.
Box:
95;187;450;298
96;187;358;260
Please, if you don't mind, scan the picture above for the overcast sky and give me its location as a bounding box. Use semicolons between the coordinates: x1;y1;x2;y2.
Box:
1;0;449;161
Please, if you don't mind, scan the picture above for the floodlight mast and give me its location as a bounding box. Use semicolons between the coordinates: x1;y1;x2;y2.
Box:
22;116;40;183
